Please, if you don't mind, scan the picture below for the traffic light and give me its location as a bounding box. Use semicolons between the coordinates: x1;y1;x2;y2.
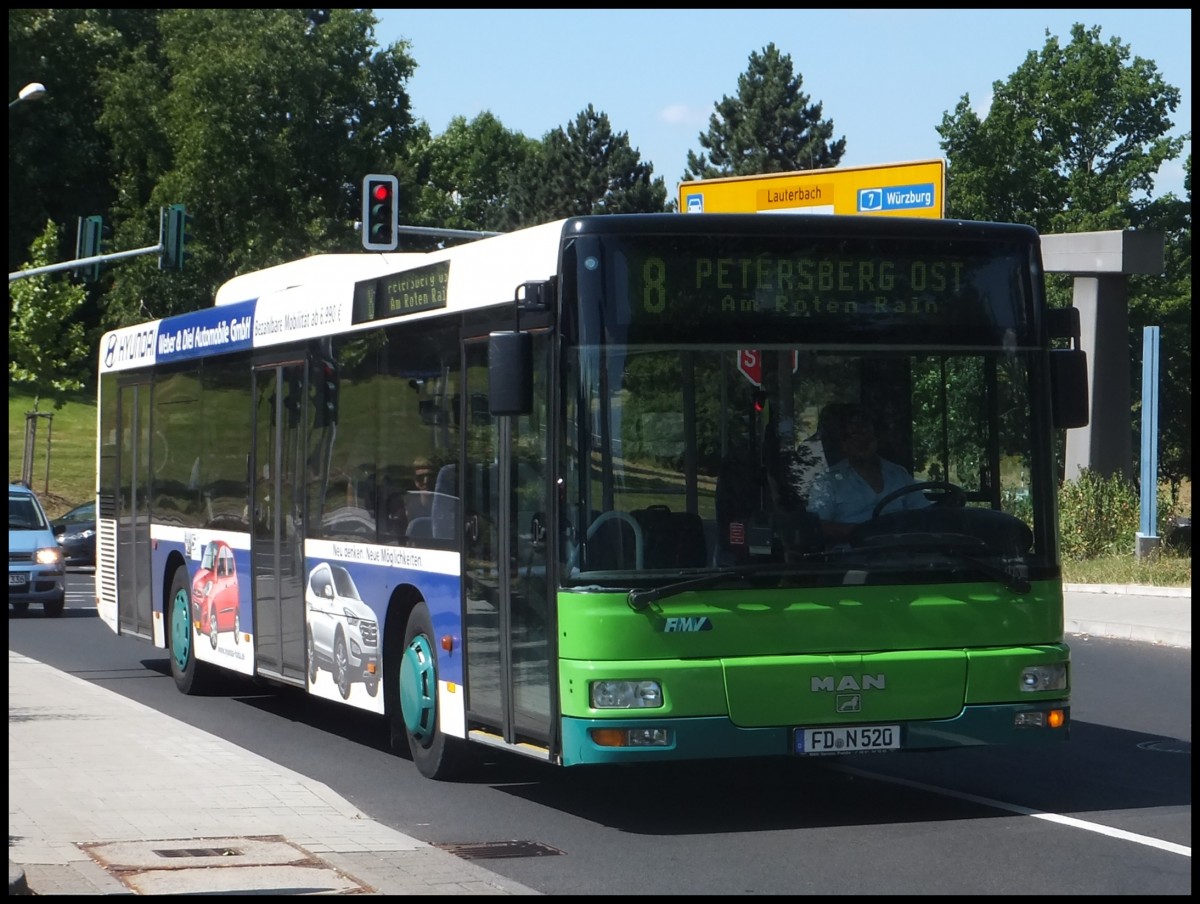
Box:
362;174;398;251
314;358;339;427
159;204;191;270
75;215;104;283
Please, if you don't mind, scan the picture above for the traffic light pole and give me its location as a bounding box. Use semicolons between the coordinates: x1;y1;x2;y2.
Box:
9;204;187;282
8;242;164;282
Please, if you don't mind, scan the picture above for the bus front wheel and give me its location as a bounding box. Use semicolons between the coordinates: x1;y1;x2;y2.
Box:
398;602;468;780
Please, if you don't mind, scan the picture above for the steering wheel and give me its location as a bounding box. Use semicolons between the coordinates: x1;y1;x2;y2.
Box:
872;481;967;520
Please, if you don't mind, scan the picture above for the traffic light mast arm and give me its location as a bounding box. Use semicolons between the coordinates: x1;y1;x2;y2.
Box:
8;204;190;282
8;243;162;282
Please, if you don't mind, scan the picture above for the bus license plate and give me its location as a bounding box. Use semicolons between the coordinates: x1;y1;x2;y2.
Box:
795;725;899;755
9;572;29;587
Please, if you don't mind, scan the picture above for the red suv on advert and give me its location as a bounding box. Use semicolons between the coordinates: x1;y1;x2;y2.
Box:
191;539;241;648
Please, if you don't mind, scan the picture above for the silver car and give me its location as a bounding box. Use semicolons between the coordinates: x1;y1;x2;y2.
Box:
305;562;380;700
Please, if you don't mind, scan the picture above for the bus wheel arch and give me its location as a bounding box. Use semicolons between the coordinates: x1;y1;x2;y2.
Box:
383;585;420;756
383;584;469;779
398;600;469;780
166;561;211;695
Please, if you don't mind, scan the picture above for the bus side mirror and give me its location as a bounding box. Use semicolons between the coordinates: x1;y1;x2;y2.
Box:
488;331;532;416
1046;307;1088;429
1051;349;1089;429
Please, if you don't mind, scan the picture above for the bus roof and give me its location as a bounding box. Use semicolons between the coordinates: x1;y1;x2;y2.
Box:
98;214;1040;376
213;253;424;306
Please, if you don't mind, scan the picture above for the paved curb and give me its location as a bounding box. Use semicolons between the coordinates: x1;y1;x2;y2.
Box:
9;861;32;896
1063;583;1190;597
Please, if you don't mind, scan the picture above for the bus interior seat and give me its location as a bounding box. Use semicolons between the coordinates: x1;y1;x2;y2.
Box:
406;516;432;540
582;511;642;571
633;505;707;569
431;464;458;541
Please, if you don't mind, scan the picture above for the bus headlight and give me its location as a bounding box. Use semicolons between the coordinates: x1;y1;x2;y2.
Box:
1020;663;1067;692
590;679;663;709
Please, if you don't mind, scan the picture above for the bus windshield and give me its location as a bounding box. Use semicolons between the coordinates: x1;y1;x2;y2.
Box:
561;228;1052;589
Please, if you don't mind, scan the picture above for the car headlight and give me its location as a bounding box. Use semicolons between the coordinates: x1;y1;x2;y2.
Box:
35;546;63;566
590;679;663;709
65;529;95;542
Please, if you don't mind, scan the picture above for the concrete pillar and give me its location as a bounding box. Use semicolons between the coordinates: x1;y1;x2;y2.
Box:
1067;276;1132;480
1039;230;1164;483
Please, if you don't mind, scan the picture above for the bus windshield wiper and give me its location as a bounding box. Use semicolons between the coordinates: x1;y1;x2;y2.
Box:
627;566;780;611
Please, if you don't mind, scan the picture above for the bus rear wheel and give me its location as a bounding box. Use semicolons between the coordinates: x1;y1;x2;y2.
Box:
168;565;211;695
398;602;469;780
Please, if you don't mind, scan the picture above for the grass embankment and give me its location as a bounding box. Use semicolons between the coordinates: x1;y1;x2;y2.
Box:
8;386;1190;587
9;386;96;515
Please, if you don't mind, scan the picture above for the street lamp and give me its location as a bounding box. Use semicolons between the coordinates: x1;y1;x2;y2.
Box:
9;82;47;109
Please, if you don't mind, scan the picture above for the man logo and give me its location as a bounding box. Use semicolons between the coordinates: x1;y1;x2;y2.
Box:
811;675;886;692
837;694;861;713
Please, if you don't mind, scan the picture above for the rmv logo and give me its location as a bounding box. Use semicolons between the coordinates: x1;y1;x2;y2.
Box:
811;674;886;692
663;616;712;633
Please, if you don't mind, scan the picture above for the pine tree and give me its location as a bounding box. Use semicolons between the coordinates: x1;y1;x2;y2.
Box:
684;43;846;180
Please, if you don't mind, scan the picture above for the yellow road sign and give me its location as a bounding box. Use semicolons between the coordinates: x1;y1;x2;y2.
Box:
678;159;945;218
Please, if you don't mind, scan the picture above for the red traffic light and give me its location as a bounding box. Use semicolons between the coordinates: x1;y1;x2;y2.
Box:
362;173;399;251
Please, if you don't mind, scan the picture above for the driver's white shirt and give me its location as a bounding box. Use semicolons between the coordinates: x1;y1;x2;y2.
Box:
808;457;931;525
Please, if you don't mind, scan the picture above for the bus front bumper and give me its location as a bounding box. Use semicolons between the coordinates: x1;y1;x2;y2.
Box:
559;702;1069;766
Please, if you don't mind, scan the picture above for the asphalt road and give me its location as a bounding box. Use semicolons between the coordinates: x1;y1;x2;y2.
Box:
8;572;1192;895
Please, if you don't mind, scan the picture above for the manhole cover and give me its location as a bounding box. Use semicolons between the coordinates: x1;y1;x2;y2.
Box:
81;836;372;895
433;840;564;860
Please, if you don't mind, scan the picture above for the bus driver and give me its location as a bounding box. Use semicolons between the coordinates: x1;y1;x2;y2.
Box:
807;406;929;541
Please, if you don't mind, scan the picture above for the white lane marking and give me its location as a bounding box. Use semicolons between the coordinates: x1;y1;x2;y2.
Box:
833;764;1191;858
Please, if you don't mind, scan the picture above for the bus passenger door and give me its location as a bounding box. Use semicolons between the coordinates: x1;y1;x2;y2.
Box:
462;332;554;750
251;361;307;684
115;380;154;639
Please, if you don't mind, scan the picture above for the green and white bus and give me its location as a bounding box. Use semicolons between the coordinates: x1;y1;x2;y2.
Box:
96;213;1086;779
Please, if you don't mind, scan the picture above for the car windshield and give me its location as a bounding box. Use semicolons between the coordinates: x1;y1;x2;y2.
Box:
9;493;49;531
60;503;94;523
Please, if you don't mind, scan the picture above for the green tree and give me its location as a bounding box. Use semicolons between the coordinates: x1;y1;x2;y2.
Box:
92;8;420;323
503;104;668;228
938;23;1184;232
408;112;539;234
8;9;142;275
937;23;1190;488
9;222;92;411
684;42;846;181
1129;154;1191;490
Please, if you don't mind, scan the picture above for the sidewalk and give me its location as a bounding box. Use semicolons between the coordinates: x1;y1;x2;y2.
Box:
10;585;1189;895
1063;583;1191;649
8;651;539;896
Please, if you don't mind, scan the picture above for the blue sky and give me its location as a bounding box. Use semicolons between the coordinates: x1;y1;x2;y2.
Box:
374;9;1191;200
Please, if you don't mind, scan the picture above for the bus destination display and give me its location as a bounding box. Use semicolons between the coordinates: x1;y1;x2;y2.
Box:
354;260;449;325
